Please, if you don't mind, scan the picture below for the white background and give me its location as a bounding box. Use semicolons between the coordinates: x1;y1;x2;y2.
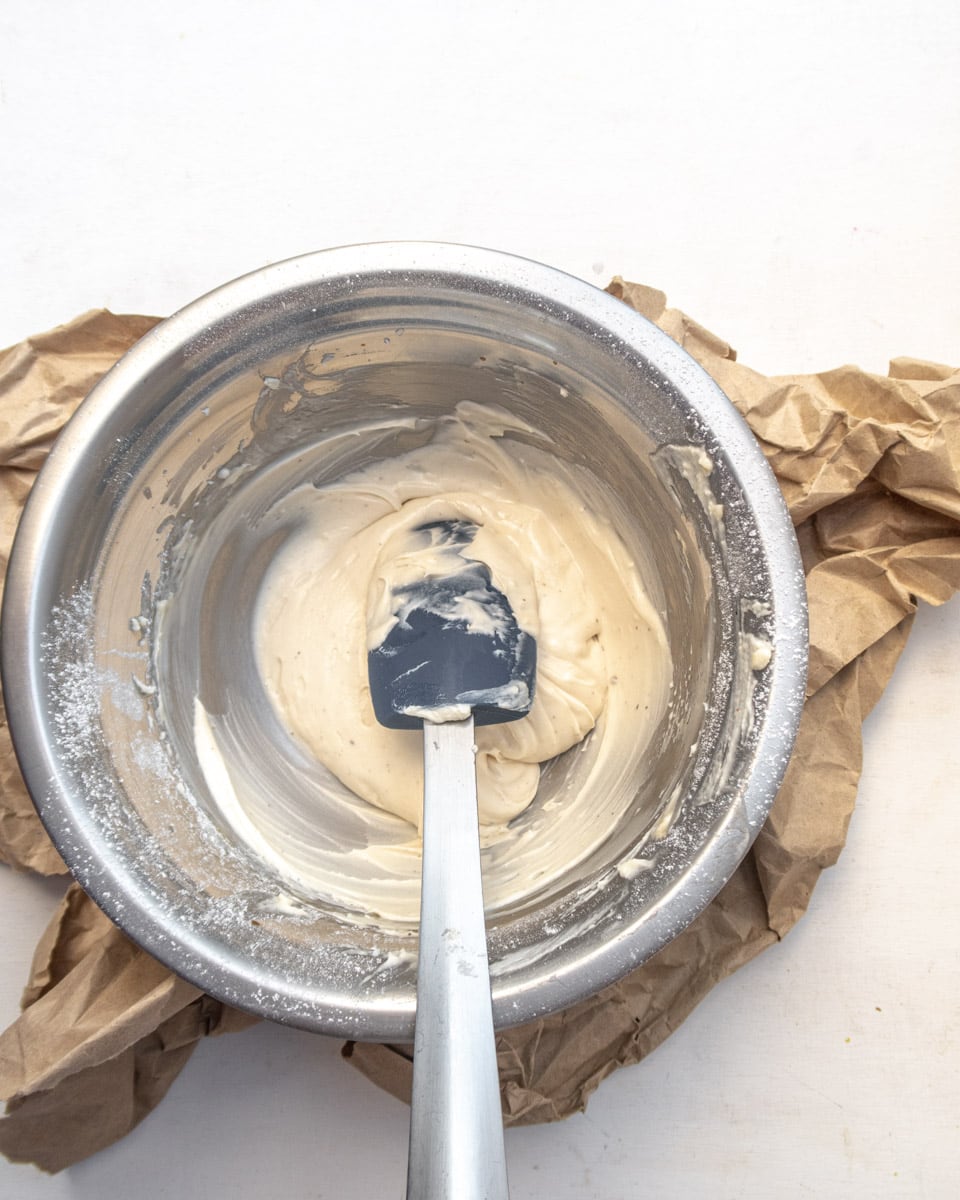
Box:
1;2;958;1196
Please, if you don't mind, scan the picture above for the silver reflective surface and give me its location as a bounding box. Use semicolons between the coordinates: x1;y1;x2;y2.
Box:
0;244;807;1038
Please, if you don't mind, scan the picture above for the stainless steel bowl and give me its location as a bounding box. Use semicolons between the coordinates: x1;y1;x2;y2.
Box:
1;245;807;1039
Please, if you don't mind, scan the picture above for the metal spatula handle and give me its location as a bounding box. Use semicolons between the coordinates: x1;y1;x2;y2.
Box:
406;715;510;1200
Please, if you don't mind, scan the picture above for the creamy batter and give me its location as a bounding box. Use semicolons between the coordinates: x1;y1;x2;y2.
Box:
196;403;674;922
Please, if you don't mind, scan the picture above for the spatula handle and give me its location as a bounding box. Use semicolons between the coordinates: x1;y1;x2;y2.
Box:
406;715;510;1200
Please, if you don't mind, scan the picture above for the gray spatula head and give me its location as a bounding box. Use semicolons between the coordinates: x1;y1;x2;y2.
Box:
367;519;537;730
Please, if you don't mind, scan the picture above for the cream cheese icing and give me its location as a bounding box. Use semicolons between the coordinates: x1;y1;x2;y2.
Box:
197;402;675;922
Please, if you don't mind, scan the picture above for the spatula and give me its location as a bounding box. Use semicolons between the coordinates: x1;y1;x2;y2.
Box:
368;519;536;1200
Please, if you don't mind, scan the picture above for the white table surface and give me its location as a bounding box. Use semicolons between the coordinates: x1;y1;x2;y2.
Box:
1;3;958;1196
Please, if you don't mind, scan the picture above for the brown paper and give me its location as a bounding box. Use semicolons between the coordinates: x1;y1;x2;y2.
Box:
1;290;957;1169
0;883;258;1172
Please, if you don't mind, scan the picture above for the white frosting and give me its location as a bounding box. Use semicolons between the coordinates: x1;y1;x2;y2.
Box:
743;632;773;671
199;403;675;922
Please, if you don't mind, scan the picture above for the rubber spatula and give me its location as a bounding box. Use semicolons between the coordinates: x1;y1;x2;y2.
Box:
368;520;536;1200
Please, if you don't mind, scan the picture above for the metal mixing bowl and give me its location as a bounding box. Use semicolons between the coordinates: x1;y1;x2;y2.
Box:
1;244;807;1039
